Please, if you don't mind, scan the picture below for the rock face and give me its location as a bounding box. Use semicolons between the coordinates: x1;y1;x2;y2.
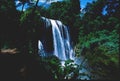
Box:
0;49;53;80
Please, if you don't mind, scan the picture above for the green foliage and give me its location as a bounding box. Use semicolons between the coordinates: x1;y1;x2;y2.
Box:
0;0;20;39
1;0;120;80
47;1;72;23
38;56;80;79
83;0;106;19
19;8;42;39
39;56;62;79
106;17;120;31
76;29;119;79
72;0;119;79
105;0;120;17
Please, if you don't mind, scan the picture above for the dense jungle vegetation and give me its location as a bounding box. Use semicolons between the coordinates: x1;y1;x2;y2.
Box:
0;0;119;80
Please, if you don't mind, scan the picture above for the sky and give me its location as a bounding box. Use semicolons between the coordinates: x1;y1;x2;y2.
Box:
80;0;93;9
15;0;94;11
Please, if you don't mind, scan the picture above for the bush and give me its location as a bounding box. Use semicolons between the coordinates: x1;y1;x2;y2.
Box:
76;29;119;80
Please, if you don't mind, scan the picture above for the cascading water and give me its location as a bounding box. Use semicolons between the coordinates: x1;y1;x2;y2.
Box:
38;17;75;61
38;17;90;80
51;20;66;60
38;40;45;57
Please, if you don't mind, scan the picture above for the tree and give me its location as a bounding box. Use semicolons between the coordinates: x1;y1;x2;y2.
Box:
105;0;120;18
83;0;106;19
0;0;20;39
17;0;36;11
69;0;80;14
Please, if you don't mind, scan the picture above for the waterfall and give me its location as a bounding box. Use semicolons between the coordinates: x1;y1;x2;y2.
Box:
38;17;75;61
38;40;45;57
37;17;90;80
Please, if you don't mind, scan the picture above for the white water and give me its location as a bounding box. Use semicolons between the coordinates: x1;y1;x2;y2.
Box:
38;40;46;56
74;57;90;80
38;17;90;80
38;17;75;61
51;20;66;60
